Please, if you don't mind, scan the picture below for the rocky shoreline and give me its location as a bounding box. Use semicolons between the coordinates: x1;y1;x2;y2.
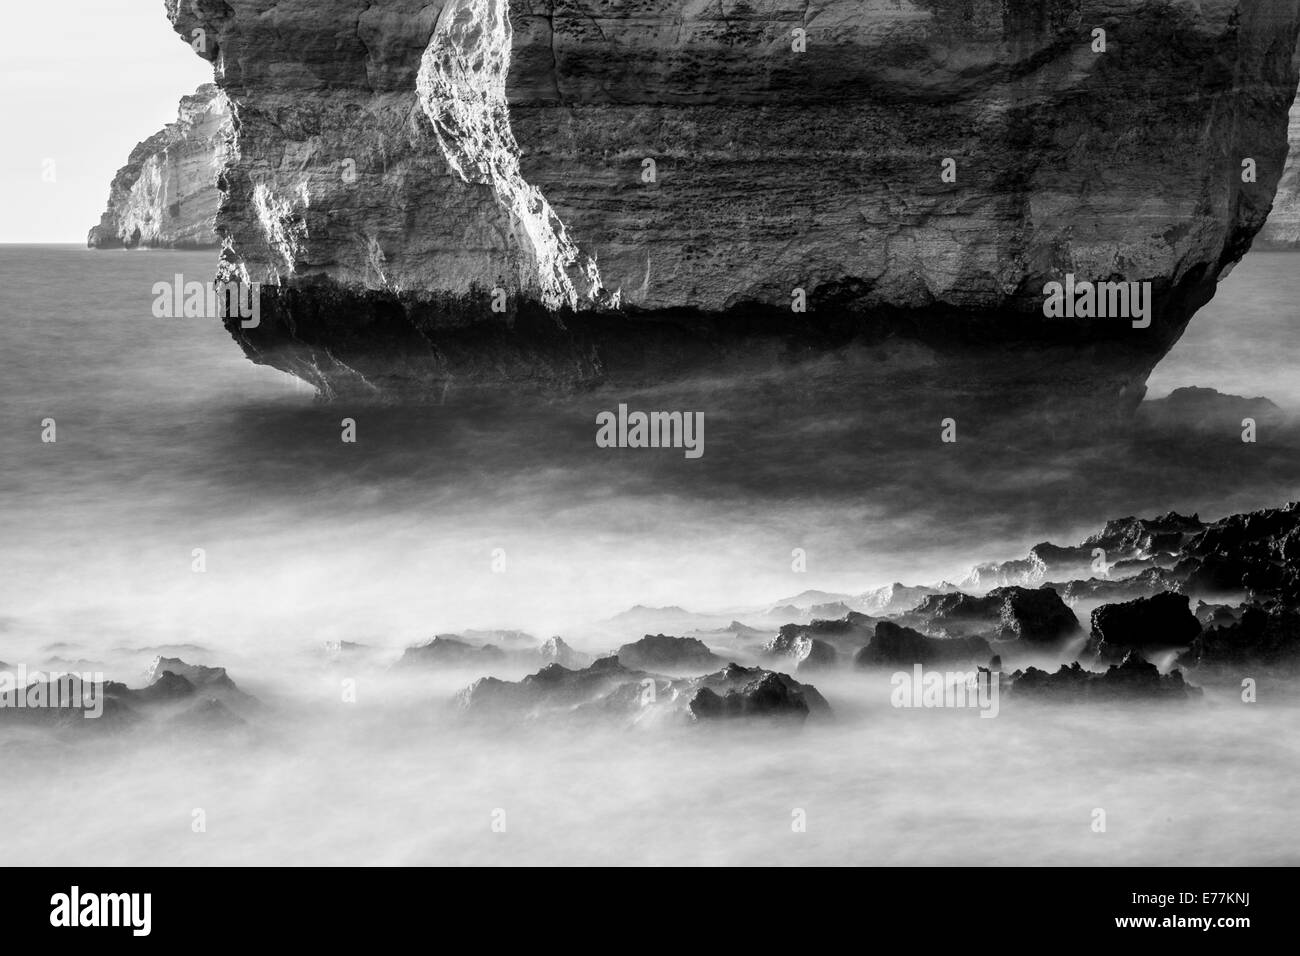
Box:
5;499;1296;737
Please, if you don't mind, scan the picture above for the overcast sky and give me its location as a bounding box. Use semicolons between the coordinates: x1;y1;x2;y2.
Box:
0;1;213;243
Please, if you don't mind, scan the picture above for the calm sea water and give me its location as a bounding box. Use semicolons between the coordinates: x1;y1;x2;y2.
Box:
0;243;1297;864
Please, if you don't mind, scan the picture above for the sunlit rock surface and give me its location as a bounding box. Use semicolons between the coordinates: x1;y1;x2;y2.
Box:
87;84;228;249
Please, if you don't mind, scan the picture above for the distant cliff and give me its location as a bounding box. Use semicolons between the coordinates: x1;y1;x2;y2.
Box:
162;1;1300;402
87;83;228;250
1258;80;1300;248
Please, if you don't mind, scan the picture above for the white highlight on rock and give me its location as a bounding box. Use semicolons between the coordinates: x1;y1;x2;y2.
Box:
416;0;617;311
252;181;309;278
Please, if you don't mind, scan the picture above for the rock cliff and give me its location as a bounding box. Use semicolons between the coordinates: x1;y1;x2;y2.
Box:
162;0;1300;401
1258;79;1300;247
88;83;228;249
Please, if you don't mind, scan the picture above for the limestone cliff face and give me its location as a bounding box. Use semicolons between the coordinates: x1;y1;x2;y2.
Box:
164;0;1300;401
1259;80;1300;247
88;83;228;249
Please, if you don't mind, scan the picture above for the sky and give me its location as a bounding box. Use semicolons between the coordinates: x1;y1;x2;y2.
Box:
0;1;213;243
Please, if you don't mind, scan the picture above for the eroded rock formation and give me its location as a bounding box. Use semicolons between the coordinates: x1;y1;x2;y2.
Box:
88;83;228;249
1258;79;1300;247
159;0;1300;401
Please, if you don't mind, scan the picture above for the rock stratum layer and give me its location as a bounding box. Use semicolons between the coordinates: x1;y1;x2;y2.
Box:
88;83;229;249
164;0;1300;401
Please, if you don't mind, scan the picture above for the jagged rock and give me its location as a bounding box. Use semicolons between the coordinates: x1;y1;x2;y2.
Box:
1009;652;1199;701
1178;502;1300;603
615;634;721;672
538;636;591;670
1047;567;1183;606
1085;592;1202;661
1178;603;1300;669
142;656;252;700
761;633;837;672
855;621;992;667
0;674;137;729
688;667;829;722
906;587;1078;644
159;0;1300;402
858;583;955;617
87;83;227;249
129;670;196;704
795;640;838;673
456;657;828;724
1194;602;1243;629
398;635;507;668
766;613;877;659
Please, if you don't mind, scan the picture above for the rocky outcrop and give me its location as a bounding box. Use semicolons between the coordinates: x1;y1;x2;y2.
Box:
906;586;1080;643
397;635;507;667
161;0;1300;402
855;621;992;667
87;83;228;249
455;657;829;724
1008;653;1199;701
539;636;591;669
766;613;878;660
1085;592;1202;661
1178;602;1300;668
615;634;721;672
1259;79;1300;247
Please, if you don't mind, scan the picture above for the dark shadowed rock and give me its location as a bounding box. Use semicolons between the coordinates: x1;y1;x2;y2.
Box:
1194;602;1244;629
689;666;829;722
1178;603;1300;669
855;621;992;667
1086;592;1202;661
1009;652;1199;702
616;634;722;672
141;656;256;711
